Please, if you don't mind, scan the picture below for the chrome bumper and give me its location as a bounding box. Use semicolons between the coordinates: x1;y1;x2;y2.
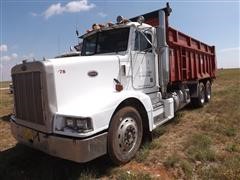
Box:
10;120;107;163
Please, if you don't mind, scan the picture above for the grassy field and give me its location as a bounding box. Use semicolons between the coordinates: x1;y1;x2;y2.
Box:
0;69;239;180
0;81;11;90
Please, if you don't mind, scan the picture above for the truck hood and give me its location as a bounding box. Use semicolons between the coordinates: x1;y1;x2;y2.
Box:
48;55;121;115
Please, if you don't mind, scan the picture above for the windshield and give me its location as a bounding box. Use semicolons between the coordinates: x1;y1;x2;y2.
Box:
81;27;129;56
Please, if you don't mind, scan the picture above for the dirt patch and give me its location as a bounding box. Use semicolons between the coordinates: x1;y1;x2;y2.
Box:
123;161;173;179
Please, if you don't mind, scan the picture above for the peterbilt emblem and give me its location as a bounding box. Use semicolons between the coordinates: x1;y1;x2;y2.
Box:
88;70;98;77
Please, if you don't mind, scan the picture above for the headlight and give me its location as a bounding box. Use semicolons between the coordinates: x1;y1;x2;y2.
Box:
76;118;89;130
65;118;75;128
63;117;93;133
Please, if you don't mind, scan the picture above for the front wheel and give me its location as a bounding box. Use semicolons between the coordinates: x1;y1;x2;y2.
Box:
107;106;143;165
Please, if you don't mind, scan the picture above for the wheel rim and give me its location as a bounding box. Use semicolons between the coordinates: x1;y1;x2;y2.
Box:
117;117;138;154
206;83;211;100
200;85;205;104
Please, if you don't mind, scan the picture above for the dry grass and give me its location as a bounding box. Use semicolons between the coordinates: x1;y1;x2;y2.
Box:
139;69;240;179
0;81;11;88
0;88;16;151
0;69;239;179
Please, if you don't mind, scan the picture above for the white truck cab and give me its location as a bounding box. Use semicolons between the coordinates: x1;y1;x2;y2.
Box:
10;5;183;165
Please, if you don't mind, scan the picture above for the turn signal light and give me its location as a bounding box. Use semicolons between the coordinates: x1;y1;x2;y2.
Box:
116;84;123;92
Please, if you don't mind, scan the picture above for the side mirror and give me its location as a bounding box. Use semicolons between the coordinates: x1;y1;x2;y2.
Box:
137;16;145;25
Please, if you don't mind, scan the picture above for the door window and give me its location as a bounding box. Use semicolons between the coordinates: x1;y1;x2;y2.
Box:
134;31;152;52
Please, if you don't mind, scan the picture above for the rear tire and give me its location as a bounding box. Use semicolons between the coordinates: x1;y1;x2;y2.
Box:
107;106;143;165
205;81;211;103
191;82;205;108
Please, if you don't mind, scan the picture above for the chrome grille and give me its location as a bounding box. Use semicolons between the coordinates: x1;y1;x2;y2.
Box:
12;72;45;125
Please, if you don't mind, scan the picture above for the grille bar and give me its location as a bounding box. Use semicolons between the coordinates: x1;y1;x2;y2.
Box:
12;72;45;125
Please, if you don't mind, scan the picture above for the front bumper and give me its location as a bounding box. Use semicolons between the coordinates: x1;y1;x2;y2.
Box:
10;120;107;163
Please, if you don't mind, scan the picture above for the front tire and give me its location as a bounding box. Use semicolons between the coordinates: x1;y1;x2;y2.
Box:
107;106;143;165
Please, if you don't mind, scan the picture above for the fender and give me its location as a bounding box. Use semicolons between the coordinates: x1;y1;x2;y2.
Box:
55;90;153;137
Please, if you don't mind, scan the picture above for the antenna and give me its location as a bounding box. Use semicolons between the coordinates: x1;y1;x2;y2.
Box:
57;36;61;55
75;16;80;42
74;15;81;52
75;21;78;36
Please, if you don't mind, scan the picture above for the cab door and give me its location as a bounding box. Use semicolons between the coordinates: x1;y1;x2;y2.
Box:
131;29;158;94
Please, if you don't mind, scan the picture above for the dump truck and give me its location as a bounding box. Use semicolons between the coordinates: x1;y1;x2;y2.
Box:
10;3;216;165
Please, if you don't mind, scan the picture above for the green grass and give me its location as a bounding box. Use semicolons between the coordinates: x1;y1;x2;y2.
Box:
186;134;216;162
199;155;240;180
184;69;240;177
134;143;151;163
163;154;193;178
164;154;180;168
172;112;185;124
225;143;240;153
152;126;167;138
179;160;193;177
149;139;162;150
224;127;237;137
114;170;153;180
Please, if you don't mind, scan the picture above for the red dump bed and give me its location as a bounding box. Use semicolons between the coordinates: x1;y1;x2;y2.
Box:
168;27;216;82
130;10;216;83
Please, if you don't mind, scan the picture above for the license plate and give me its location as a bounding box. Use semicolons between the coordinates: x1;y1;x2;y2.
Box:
23;127;36;141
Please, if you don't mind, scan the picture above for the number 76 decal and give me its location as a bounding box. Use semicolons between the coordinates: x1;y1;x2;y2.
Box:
58;69;66;74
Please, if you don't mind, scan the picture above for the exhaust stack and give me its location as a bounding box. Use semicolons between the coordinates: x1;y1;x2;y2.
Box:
156;3;172;98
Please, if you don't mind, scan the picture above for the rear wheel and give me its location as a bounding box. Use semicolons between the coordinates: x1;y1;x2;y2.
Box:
205;81;211;102
191;82;205;107
107;106;143;165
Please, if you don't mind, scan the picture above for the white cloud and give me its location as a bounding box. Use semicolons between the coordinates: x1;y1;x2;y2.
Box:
0;44;8;52
66;0;95;12
30;12;38;17
1;56;11;61
0;53;18;61
44;3;64;19
43;0;95;19
1;52;35;81
12;53;18;59
98;12;107;18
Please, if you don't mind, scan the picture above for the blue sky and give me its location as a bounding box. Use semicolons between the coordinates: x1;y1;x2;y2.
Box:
0;0;239;81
